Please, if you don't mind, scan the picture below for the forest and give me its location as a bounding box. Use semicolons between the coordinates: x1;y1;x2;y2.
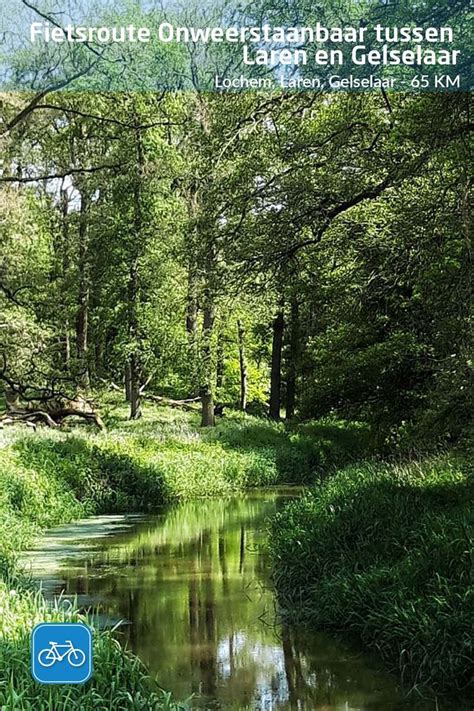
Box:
0;88;472;711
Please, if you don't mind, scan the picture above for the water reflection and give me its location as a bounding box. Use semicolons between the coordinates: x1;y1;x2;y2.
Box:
25;491;444;710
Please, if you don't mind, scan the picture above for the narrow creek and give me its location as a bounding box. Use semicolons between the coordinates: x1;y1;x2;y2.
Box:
23;489;445;710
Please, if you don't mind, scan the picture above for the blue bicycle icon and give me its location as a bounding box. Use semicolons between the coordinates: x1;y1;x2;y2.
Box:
32;622;93;684
37;639;87;668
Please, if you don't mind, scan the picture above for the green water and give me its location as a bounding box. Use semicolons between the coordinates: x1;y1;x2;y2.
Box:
25;490;445;710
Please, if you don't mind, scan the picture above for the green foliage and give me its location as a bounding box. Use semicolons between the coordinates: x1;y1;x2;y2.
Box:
0;405;470;704
2;405;335;710
0;188;56;387
296;153;472;446
209;414;370;483
1;92;471;444
270;455;474;698
1;83;472;709
0;449;83;576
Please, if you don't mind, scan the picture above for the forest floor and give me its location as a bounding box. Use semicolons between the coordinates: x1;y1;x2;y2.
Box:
0;400;471;708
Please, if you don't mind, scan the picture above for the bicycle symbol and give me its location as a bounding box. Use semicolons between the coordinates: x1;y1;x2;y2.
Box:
37;640;86;668
32;622;92;684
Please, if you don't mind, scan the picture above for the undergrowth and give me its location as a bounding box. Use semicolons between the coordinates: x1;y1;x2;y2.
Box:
270;455;473;701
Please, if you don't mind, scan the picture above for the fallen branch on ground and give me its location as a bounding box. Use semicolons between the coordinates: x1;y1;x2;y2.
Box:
141;393;201;412
0;406;105;431
1;379;105;431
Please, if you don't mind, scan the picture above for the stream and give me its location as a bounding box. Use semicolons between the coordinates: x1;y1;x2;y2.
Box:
23;489;446;710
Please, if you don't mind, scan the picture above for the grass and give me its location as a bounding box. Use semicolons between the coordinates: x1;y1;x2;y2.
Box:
2;401;471;704
0;400;363;710
1;403;366;528
0;581;187;710
269;454;474;701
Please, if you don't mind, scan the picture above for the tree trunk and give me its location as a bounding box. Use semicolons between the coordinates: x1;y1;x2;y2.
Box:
64;325;71;371
127;124;144;420
76;188;90;392
269;309;284;421
237;320;247;411
215;330;225;396
129;352;142;420
186;268;198;339
128;257;142;420
286;299;299;420
186;265;199;396
200;295;215;427
59;185;71;371
124;362;132;402
200;388;215;427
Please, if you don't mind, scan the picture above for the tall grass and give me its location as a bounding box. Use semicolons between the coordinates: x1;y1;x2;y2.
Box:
0;582;186;710
269;455;473;700
3;407;366;521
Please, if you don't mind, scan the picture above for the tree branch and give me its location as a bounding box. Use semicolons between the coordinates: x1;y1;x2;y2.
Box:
31;104;186;131
3;64;103;134
0;162;126;184
20;0;103;59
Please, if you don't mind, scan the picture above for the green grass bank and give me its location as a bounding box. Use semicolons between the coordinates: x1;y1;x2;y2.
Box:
269;455;473;702
0;582;186;710
0;403;364;710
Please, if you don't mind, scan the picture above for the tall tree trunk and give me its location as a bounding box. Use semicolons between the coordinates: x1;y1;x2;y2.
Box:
59;184;71;371
237;320;247;411
128;124;144;420
269;309;284;421
76;188;90;392
124;362;132;402
186;265;199;396
129;354;142;420
200;293;215;427
128;257;142;420
286;299;299;420
64;322;71;371
201;389;214;427
186;268;198;338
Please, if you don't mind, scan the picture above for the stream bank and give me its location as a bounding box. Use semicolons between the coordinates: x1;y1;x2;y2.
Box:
23;491;449;710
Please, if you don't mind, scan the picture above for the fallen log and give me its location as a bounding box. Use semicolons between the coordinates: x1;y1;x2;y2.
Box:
0;367;105;431
1;388;105;431
51;407;106;431
141;393;226;417
141;394;201;412
0;407;105;430
98;378;122;393
0;414;37;430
